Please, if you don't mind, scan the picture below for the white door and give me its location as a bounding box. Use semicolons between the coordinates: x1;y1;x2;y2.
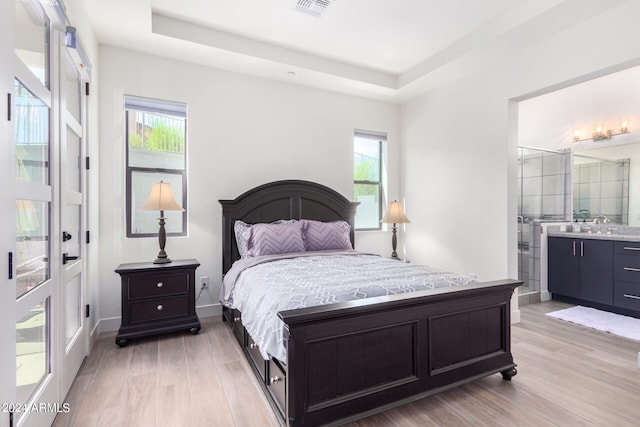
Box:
0;1;15;426
12;0;60;425
4;1;89;426
59;51;88;395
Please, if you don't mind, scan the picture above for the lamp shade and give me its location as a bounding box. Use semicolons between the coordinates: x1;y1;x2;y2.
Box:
140;181;184;212
381;200;410;224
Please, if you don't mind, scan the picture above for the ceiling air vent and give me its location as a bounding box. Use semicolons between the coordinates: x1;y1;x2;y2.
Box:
293;0;336;18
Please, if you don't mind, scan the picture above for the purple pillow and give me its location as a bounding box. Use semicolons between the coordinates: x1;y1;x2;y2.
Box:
247;222;306;257
302;220;352;252
235;219;296;258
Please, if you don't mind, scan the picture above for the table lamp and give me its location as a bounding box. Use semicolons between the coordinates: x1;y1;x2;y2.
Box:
381;200;410;259
140;181;184;264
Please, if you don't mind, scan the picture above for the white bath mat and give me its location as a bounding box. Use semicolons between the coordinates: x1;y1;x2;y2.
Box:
546;305;640;341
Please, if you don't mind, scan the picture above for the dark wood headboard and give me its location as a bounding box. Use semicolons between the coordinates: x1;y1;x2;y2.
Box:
219;180;359;274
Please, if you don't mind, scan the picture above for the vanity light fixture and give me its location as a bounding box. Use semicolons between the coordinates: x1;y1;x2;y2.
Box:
572;121;630;142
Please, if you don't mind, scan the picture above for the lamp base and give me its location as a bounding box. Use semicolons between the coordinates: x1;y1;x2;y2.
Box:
153;247;172;264
153;214;172;264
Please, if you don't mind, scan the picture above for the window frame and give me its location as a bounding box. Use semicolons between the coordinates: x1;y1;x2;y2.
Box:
354;131;385;231
124;97;187;238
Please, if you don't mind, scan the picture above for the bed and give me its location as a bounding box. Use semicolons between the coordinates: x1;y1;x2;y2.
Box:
219;180;521;426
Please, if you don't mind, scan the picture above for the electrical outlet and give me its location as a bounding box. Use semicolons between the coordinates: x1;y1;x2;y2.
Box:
201;276;209;288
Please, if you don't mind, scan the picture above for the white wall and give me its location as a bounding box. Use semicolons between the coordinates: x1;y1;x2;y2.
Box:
401;1;640;307
98;46;400;331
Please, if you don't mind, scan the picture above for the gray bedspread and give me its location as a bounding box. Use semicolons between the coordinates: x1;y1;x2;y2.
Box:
221;251;477;362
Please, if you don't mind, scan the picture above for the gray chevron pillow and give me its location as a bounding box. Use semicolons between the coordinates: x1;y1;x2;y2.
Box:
247;221;306;257
302;220;352;252
234;219;297;258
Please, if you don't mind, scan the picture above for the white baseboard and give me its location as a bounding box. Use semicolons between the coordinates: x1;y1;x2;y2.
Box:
196;303;222;318
511;309;521;324
96;316;121;334
92;304;223;336
89;321;101;350
540;290;552;302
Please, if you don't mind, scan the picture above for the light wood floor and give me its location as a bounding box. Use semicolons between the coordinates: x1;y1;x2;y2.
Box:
53;301;640;427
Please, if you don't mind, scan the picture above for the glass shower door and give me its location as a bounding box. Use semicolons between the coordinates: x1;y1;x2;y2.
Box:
517;146;570;295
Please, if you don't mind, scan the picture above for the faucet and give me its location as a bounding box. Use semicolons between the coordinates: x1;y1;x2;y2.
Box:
593;215;609;224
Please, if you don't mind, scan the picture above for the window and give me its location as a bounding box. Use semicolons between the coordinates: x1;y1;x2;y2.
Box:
354;130;385;230
125;96;187;237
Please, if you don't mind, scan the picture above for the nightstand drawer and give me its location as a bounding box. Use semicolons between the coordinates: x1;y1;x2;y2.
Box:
127;272;189;299
129;296;189;323
614;281;640;312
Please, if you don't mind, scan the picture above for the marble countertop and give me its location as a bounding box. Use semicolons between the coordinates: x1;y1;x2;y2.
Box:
547;230;640;242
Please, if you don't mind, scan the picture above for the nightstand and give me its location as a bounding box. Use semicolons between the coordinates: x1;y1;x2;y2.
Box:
114;259;201;347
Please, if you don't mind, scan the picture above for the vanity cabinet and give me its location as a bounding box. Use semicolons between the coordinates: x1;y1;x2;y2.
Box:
614;241;640;312
548;237;613;304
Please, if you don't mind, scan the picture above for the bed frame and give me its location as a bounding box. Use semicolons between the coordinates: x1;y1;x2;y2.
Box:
220;180;521;426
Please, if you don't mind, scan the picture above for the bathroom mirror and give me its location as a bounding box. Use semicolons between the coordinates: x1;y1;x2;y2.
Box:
574;141;640;225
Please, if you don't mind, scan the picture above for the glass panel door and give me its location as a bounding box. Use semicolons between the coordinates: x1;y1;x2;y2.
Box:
14;73;54;416
59;52;87;396
13;0;58;422
16;299;49;404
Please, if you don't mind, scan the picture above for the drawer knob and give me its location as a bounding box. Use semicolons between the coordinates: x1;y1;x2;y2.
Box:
270;376;281;384
249;342;257;349
233;316;241;322
157;304;163;311
157;282;163;288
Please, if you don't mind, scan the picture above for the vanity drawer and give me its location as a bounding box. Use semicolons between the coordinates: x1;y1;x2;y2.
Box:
614;255;640;283
614;281;640;312
246;334;266;381
614;241;640;256
267;360;286;415
129;296;189;323
127;272;189;299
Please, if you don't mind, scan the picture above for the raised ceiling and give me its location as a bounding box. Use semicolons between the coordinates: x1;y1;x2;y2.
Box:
83;0;628;102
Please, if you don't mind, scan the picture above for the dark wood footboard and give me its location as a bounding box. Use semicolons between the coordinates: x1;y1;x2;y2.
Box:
224;279;520;426
278;279;520;426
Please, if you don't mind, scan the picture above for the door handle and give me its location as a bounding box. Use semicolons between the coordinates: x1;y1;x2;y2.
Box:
63;253;79;265
62;231;72;242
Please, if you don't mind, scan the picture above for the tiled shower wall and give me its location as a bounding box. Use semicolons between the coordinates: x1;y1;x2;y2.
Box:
518;149;572;221
573;158;630;224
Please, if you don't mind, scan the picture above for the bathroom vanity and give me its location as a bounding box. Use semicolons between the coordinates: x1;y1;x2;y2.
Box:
548;230;640;318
